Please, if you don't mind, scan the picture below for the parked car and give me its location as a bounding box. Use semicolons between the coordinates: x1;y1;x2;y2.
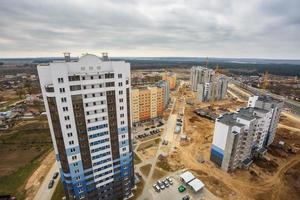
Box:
182;195;190;200
145;127;150;131
52;172;59;179
48;180;54;189
163;180;169;187
153;184;161;192
178;185;186;193
157;180;165;190
166;177;173;185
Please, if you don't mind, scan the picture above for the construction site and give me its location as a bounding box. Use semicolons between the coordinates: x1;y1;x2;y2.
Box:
131;67;300;200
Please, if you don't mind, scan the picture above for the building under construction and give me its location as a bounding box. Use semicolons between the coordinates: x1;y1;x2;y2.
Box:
190;66;229;102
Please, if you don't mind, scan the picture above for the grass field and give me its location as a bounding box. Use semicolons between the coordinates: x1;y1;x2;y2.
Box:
0;118;52;199
51;180;65;200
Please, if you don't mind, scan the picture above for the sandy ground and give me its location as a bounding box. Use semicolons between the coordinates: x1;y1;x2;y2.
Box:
25;150;55;200
156;86;300;200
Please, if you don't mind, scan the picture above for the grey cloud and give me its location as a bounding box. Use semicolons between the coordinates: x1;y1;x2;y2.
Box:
0;0;299;58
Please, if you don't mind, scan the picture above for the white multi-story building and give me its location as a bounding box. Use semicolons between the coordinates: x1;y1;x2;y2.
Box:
38;53;134;200
190;66;228;102
210;96;282;172
248;95;284;146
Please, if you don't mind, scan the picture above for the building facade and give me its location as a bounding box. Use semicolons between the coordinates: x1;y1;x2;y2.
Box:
210;96;282;172
156;80;170;108
248;95;284;146
190;66;228;102
131;86;166;123
162;72;177;90
38;54;134;200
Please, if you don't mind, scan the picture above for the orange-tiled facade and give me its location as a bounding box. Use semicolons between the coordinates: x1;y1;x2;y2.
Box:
131;86;164;123
162;72;177;90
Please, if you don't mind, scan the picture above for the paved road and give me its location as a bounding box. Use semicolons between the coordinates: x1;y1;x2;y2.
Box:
33;162;60;200
231;81;300;116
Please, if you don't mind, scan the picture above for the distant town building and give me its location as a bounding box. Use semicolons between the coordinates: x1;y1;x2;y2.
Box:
162;72;177;90
190;66;228;102
38;54;135;200
210;95;283;172
131;85;167;123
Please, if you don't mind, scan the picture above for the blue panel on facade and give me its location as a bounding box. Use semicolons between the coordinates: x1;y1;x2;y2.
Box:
118;126;128;134
65;146;80;156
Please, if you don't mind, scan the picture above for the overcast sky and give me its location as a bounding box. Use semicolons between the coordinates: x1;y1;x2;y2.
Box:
0;0;299;59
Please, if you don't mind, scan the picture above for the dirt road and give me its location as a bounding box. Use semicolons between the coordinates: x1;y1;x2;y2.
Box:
33;162;60;200
25;151;56;200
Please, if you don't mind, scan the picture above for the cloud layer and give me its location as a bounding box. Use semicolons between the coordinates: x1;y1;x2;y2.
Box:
0;0;299;58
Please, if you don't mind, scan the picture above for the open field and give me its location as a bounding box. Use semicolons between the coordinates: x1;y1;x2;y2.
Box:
0;118;52;199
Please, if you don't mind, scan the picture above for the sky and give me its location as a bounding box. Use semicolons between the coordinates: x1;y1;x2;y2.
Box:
0;0;299;59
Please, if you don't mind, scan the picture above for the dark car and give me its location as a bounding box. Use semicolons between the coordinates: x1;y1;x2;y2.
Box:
182;195;190;200
52;172;59;179
48;180;54;189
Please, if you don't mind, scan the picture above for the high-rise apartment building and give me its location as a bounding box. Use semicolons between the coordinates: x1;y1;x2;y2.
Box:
156;80;170;108
162;72;177;90
248;95;284;146
38;54;134;200
210;96;282;172
190;66;228;102
131;86;165;123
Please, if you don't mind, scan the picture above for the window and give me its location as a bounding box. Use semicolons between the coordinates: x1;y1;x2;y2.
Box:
75;169;80;173
119;90;123;95
72;155;77;161
66;124;71;129
118;82;123;86
120;114;124;117
93;102;96;106
106;82;114;87
70;85;81;91
91;76;94;80
121;134;125;139
83;86;86;89
63;107;68;112
69;140;74;145
126;80;129;85
70;148;76;153
82;76;85;80
120;106;124;110
59;88;65;93
121;121;125;125
122;147;126;151
67;132;73;137
118;74;122;78
84;94;87;98
64;116;70;120
58;78;64;83
61;97;67;102
105;73;114;79
68;75;80;81
119;98;123;103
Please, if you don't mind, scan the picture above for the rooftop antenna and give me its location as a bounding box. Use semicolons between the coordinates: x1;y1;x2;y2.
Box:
102;52;109;61
63;52;71;62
